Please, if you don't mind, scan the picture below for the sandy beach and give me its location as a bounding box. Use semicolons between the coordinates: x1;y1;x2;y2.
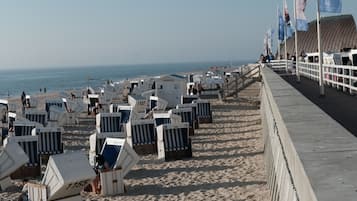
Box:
82;82;269;201
0;81;269;201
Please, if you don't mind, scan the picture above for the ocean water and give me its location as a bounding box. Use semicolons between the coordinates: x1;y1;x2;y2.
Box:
0;61;252;98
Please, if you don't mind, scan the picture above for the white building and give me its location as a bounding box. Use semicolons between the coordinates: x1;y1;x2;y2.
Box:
155;74;187;108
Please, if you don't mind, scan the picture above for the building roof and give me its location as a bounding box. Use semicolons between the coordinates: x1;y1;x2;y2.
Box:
280;15;357;56
158;74;186;82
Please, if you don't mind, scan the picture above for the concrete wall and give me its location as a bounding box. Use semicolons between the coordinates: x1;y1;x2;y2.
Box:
261;67;357;201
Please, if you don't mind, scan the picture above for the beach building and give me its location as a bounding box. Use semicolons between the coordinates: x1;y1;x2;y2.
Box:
280;15;357;57
154;74;187;108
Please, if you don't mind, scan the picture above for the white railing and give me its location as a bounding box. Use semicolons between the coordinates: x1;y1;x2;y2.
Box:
298;62;319;81
270;60;357;95
269;60;292;71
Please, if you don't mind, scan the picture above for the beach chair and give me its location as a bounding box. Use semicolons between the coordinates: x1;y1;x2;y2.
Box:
109;103;119;113
118;105;133;124
128;94;147;113
48;106;65;122
126;119;157;155
170;108;195;136
186;82;195;95
45;98;68;120
13;120;38;136
149;96;168;111
153;112;181;127
97;138;139;196
27;151;96;201
4;135;41;179
176;103;199;129
25;109;47;126
88;131;125;166
25;95;31;108
193;99;212;124
109;104;133;130
32;127;63;159
181;95;199;104
8;112;16;131
0;99;9;112
96;113;122;133
157;123;192;161
0;143;29;191
87;94;100;115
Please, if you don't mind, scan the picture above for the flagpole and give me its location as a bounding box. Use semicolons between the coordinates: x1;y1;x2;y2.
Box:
294;0;300;82
317;0;325;96
277;5;281;60
283;1;288;72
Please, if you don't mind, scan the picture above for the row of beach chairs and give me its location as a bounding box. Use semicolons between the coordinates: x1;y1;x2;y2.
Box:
92;98;212;162
0;135;140;199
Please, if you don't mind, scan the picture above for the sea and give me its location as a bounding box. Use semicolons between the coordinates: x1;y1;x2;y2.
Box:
0;60;253;99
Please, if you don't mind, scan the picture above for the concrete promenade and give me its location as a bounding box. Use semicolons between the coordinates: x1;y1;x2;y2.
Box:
281;74;357;136
261;67;357;201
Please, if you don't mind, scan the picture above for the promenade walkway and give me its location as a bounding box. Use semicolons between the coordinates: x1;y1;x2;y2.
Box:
281;75;357;136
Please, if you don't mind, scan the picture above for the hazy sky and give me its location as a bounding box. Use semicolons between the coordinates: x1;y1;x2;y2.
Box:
0;0;356;69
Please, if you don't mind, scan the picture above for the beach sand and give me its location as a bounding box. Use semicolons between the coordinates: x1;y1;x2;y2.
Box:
0;81;269;201
83;82;269;201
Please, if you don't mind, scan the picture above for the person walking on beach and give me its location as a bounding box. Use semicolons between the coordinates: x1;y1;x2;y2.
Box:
21;91;26;107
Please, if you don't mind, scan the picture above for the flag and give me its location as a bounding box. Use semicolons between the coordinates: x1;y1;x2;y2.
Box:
286;25;294;38
268;29;274;52
284;0;294;38
296;0;308;31
278;9;285;41
284;0;291;23
319;0;342;13
263;33;268;56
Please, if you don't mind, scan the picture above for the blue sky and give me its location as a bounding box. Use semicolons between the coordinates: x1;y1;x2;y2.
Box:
0;0;356;69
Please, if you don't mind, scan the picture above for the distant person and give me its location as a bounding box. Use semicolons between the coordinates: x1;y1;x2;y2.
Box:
192;87;198;95
291;55;296;68
21;91;26;107
198;83;203;95
188;85;193;95
44;87;46;93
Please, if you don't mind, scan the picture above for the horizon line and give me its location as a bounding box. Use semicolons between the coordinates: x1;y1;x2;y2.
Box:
0;59;257;71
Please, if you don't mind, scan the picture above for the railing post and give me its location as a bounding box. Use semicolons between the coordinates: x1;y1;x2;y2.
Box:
235;74;238;99
349;65;353;95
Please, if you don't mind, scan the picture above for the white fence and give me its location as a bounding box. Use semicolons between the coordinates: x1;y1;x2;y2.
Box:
270;60;357;94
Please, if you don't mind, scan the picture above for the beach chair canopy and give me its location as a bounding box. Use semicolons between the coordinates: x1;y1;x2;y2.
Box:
100;138;139;177
41;151;96;200
0;143;29;180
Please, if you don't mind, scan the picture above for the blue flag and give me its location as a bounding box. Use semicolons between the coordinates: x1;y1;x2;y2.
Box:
278;10;285;41
319;0;342;13
296;0;308;31
286;24;294;38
